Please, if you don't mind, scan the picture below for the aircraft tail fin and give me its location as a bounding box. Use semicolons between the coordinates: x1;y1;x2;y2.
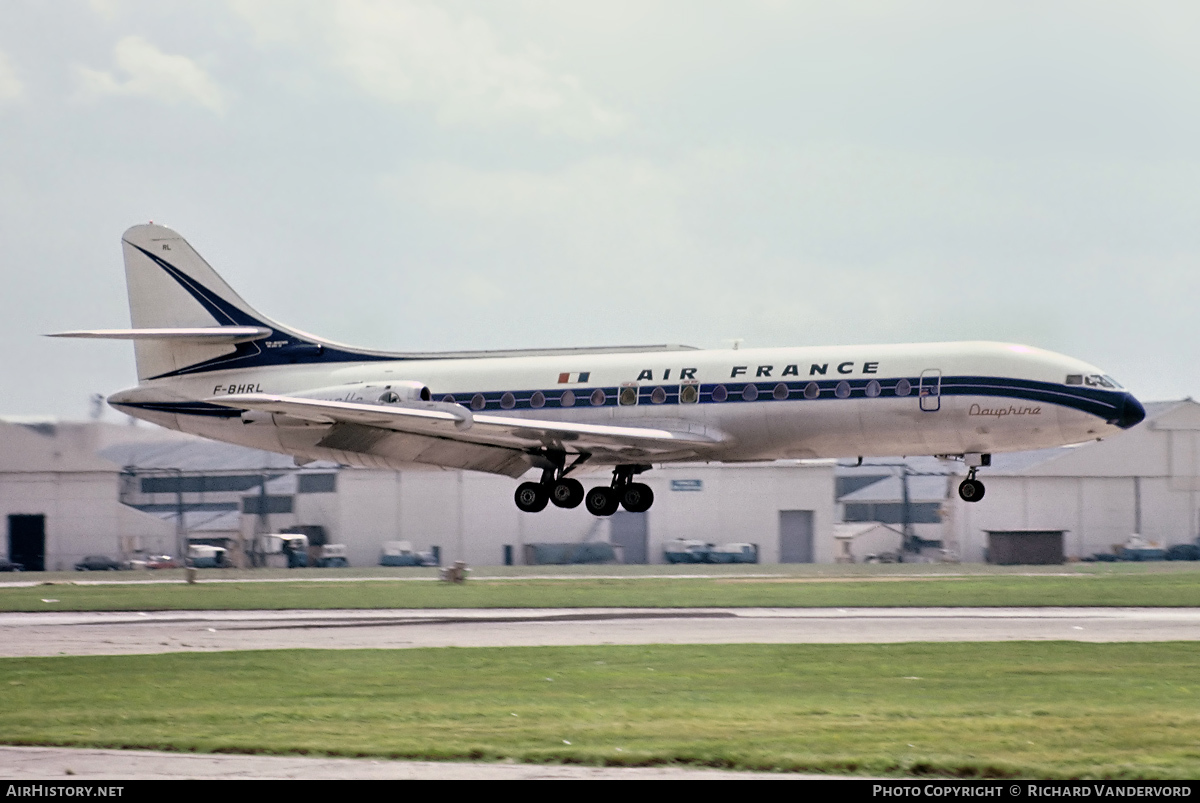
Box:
51;223;398;384
118;224;284;381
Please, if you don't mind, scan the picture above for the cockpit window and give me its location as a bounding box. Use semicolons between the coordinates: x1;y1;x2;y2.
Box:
1087;375;1117;388
1067;374;1122;389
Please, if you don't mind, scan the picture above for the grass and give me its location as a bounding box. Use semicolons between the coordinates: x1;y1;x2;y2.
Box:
2;564;1200;611
1;642;1197;778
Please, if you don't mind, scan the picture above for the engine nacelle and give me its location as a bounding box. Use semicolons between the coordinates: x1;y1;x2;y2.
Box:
292;381;432;405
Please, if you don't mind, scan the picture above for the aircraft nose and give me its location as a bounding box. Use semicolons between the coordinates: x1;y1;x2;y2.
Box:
1112;393;1146;430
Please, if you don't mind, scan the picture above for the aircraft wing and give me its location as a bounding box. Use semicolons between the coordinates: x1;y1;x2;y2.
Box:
212;393;726;476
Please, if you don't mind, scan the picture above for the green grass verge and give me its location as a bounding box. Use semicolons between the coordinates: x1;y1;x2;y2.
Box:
3;567;1200;611
1;643;1197;778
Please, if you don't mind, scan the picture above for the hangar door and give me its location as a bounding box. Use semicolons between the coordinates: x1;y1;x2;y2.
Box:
8;514;45;572
779;510;814;563
610;511;648;564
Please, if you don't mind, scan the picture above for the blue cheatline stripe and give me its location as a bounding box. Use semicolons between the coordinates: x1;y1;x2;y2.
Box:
121;375;1128;424
435;376;1122;420
113;401;244;418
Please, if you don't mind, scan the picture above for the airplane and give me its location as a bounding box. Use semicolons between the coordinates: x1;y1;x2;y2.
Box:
52;224;1146;516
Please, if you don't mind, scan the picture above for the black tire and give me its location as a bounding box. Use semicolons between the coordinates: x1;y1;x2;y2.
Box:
958;479;985;503
514;481;549;513
585;486;619;516
550;478;584;508
620;482;655;513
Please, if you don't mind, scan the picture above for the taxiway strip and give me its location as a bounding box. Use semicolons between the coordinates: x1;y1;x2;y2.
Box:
1;607;1197;656
0;746;822;780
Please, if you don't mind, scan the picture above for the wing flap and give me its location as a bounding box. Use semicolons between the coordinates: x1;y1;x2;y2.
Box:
313;423;532;477
214;393;725;456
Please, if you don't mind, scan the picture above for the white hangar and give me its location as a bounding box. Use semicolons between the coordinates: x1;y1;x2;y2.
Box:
0;419;178;571
0;416;834;569
944;400;1200;562
836;400;1200;562
4;399;1199;569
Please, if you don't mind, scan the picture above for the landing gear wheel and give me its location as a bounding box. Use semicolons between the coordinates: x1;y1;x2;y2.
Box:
585;486;620;516
620;482;654;513
515;481;549;512
958;478;985;503
550;478;584;509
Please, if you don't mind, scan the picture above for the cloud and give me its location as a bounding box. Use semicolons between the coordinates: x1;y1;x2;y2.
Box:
0;50;23;103
75;35;226;113
402;156;688;286
230;0;624;138
384;140;1200;353
86;0;125;20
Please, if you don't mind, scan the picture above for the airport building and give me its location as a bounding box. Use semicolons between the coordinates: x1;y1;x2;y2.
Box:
835;400;1200;562
3;399;1198;569
0;419;178;571
0;416;834;569
942;400;1200;562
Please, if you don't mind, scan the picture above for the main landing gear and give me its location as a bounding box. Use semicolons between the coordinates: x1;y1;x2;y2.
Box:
584;465;654;517
514;464;654;516
513;452;587;513
956;453;991;503
514;475;584;513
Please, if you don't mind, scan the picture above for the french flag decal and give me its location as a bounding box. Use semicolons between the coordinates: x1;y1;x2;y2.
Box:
558;372;591;383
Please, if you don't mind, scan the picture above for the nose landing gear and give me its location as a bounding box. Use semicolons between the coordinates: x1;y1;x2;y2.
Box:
956;453;990;503
957;473;986;502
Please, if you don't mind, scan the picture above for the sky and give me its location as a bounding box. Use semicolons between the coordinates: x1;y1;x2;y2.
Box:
2;1;1199;419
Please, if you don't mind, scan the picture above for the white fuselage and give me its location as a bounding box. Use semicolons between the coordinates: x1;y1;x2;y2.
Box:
111;340;1139;474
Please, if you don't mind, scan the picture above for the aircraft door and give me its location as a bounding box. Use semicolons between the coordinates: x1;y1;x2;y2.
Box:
919;369;942;412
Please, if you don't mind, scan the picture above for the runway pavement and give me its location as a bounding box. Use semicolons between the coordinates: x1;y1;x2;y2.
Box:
0;746;819;780
2;606;1199;656
5;606;1195;779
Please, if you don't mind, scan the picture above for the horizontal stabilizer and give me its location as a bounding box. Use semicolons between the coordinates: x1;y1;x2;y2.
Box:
49;327;272;344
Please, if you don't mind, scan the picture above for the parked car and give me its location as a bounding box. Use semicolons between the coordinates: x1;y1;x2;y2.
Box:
709;543;759;564
316;544;350;568
380;541;438;567
74;555;122;571
145;554;181;569
187;545;229;568
0;558;24;572
1166;544;1200;561
663;539;712;564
